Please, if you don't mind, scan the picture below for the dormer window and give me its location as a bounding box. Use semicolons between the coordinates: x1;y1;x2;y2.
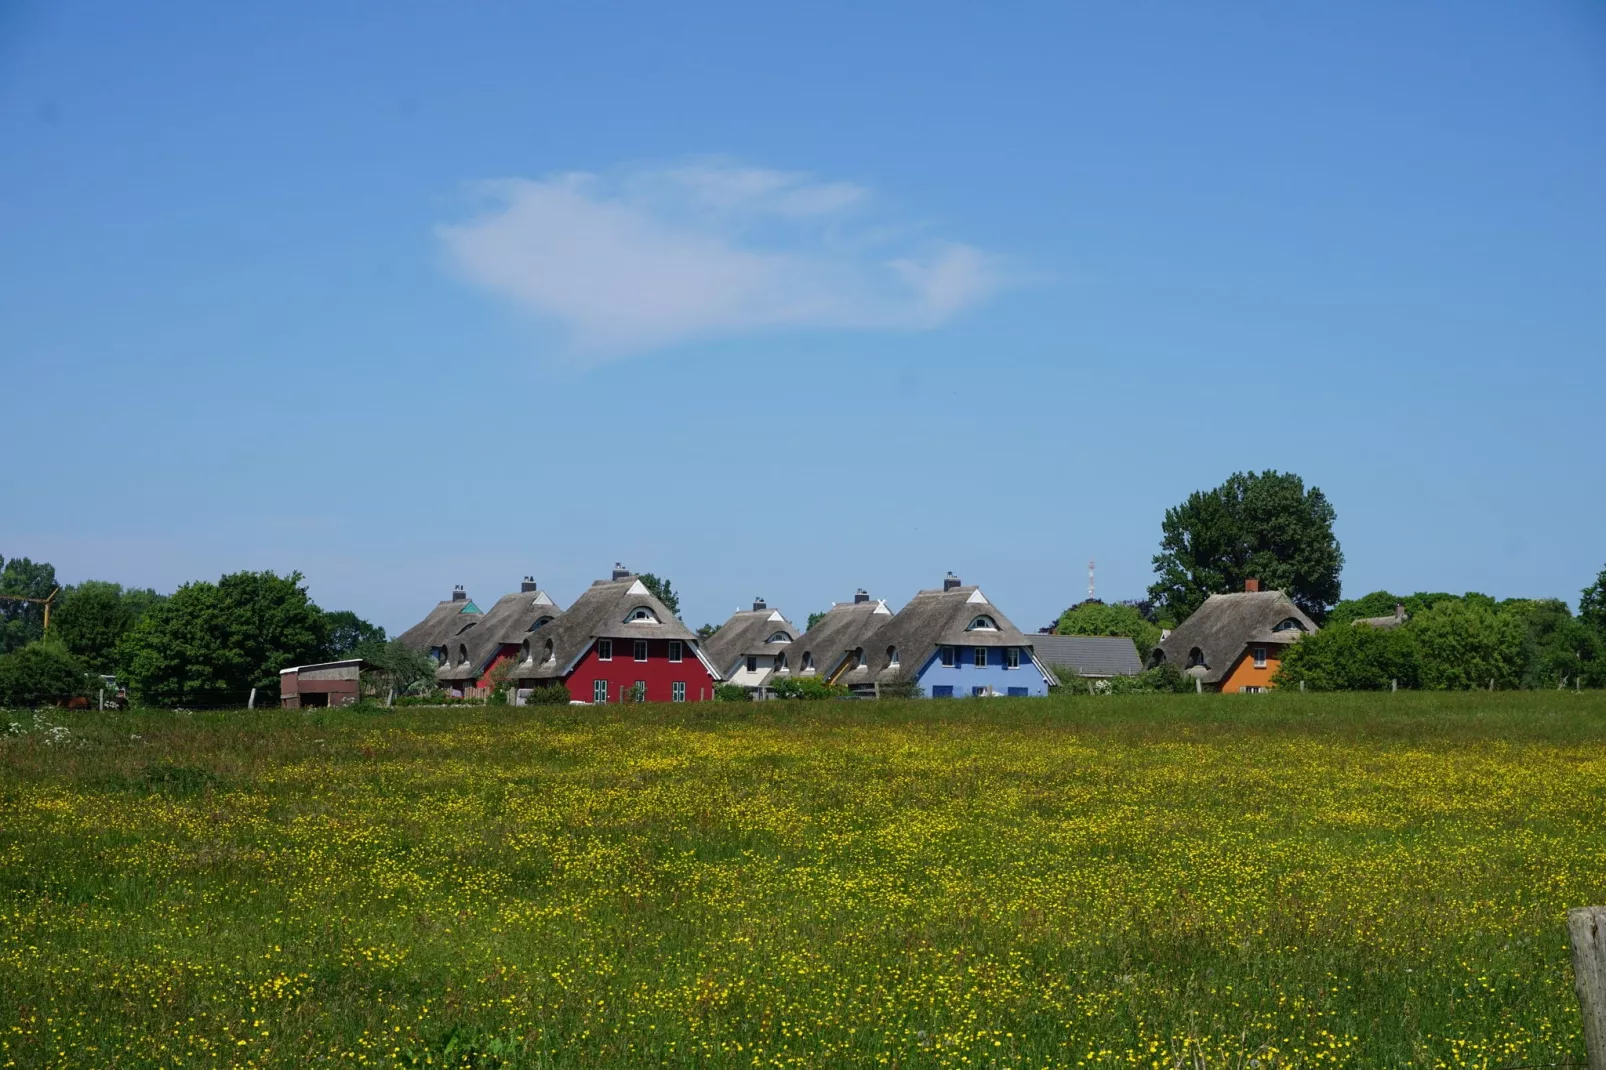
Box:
776;652;787;671
531;616;553;631
766;632;791;644
1187;647;1206;669
854;647;865;670
543;638;554;663
458;644;469;665
968;616;998;631
626;606;660;623
1273;618;1305;632
887;646;899;668
802;651;814;672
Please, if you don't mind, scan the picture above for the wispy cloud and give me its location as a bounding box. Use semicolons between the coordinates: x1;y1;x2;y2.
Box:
436;162;1002;359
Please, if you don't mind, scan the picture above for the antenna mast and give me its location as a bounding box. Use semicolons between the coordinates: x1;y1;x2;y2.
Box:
1088;560;1096;601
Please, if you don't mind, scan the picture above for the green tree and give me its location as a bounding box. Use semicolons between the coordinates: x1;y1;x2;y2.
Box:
370;639;439;698
637;573;680;618
1273;622;1420;691
1149;471;1343;624
51;581;165;672
0;637;89;707
1409;600;1526;690
696;623;721;640
1054;601;1163;662
323;610;386;660
117;570;329;706
769;676;845;700
1581;565;1606;635
0;554;60;654
806;611;827;632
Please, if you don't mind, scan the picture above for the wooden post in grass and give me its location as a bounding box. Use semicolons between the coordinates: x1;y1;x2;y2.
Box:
1299;680;1305;692
1195;676;1202;694
1569;907;1606;1070
248;687;256;709
1391;679;1397;692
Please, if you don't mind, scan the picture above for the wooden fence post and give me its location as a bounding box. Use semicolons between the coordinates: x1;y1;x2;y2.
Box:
1195;677;1202;694
247;687;256;709
1299;680;1305;692
1391;679;1397;693
1569;907;1606;1070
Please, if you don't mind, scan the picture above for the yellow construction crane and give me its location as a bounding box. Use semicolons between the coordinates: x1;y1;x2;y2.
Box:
0;586;60;632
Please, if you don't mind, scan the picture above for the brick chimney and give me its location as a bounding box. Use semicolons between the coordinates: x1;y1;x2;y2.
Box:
943;572;962;592
521;576;538;593
853;589;869;604
451;585;467;602
612;562;631;581
753;597;767;612
1244;578;1260;593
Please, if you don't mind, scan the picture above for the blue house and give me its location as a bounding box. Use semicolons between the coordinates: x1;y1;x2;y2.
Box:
829;573;1054;698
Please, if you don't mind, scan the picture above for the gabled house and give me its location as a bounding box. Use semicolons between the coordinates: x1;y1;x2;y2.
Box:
512;565;720;703
1354;604;1409;630
435;577;564;696
790;589;894;682
1153;579;1318;692
396;585;485;663
839;573;1054;697
702;598;800;693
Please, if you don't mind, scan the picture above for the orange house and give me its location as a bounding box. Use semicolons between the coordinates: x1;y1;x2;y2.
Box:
1153;579;1319;692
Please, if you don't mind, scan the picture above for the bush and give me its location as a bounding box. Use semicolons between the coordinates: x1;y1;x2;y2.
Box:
877;680;923;700
714;683;752;702
1274;623;1420;691
1056;664;1191;694
1411;601;1526;690
520;684;573;706
769;677;846;700
0;639;91;707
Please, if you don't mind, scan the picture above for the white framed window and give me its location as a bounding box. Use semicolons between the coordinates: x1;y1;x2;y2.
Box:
973;646;987;668
543;638;554;663
634;680;646;701
1006;647;1020;669
776;652;787;671
887;646;899;668
802;651;814;671
598;639;613;661
1242;685;1265;694
668;640;683;662
767;632;791;644
593;679;608;703
746;655;758;674
672;681;686;702
634;639;648;662
626;606;659;623
940;646;955;667
458;644;468;665
1253;647;1267;668
969;616;998;631
854;647;865;670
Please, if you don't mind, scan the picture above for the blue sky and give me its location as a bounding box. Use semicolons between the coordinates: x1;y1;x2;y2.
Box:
2;1;1603;634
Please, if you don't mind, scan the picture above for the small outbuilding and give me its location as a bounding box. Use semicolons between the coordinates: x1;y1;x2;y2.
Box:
1032;635;1144;679
279;658;371;708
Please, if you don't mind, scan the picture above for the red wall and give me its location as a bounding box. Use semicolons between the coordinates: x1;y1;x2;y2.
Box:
476;645;523;689
564;637;717;703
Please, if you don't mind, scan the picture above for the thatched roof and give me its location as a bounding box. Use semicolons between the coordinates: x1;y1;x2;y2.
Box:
396;591;484;654
844;582;1049;687
512;573;715;682
1155;591;1317;684
702;601;799;678
1032;635;1143;677
437;587;564;683
790;595;894;679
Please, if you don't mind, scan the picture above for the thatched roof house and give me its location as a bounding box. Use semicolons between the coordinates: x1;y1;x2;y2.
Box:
436;578;564;687
1154;581;1318;691
790;590;894;681
396;586;484;656
702;598;800;690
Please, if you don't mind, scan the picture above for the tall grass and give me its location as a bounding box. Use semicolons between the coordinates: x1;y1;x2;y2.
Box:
2;692;1603;1067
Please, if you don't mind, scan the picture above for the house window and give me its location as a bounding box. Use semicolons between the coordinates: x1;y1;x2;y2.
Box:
543;638;554;662
668;640;683;662
1005;647;1020;669
1187;647;1205;668
634;639;648;662
1242;685;1265;694
932;685;954;699
973;647;987;668
627;607;659;623
940;646;955;667
459;644;468;665
1274;618;1303;632
887;646;899;667
1252;647;1268;668
532;616;552;631
802;652;814;671
776;652;787;671
969;616;997;631
432;647;446;665
1007;687;1028;697
972;686;988;697
593;679;608;703
635;681;647;701
746;655;758;674
598;639;613;661
672;681;686;702
767;632;791;644
854;647;865;669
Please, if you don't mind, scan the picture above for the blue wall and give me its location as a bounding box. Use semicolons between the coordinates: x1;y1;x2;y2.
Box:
912;645;1050;697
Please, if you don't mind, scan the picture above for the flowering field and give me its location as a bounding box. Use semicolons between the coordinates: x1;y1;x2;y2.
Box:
2;693;1604;1069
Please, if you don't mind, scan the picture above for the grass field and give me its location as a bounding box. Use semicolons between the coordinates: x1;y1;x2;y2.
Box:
2;693;1604;1069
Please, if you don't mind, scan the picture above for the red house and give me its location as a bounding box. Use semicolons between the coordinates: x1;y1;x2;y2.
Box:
513;565;720;703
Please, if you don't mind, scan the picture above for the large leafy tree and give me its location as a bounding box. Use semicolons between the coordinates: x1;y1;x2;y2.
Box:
1149;471;1343;623
1581;565;1606;634
637;573;680;618
323;610;386;660
0;554;60;654
118;570;329;706
1055;601;1163;661
52;581;166;672
1273;622;1420;691
1410;600;1526;690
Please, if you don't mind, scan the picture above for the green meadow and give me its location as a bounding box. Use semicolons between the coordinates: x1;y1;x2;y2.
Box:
2;692;1603;1068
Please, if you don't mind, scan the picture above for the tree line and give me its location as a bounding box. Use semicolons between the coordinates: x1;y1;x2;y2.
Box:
0;556;434;707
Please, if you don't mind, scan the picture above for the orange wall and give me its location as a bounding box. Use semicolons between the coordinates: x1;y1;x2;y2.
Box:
1217;644;1284;692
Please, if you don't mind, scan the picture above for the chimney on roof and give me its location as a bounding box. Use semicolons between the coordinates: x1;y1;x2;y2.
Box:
943;572;961;592
521;576;538;593
451;585;467;602
853;589;869;604
1244;578;1260;593
1395;602;1406;621
612;562;631;581
753;597;767;612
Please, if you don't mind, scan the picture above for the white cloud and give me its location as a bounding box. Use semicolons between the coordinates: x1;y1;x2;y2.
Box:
437;163;1002;359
